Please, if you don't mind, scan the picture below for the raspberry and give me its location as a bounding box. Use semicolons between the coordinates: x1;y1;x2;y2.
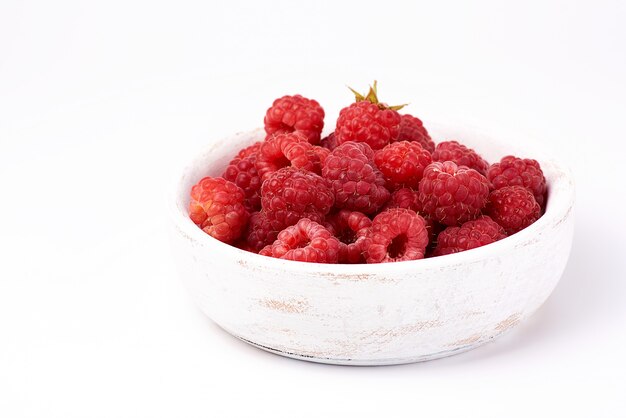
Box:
383;188;441;243
261;167;334;231
418;161;489;226
487;155;547;207
260;218;340;263
255;132;323;181
188;177;249;243
264;95;325;144
397;114;435;153
245;211;279;252
433;216;506;256
320;132;339;151
335;101;401;150
222;154;262;211
233;239;256;253
374;141;432;190
383;187;421;212
486;186;541;234
325;210;371;263
322;141;390;214
313;145;330;166
432;140;489;176
335;82;404;150
236;141;262;159
361;208;429;263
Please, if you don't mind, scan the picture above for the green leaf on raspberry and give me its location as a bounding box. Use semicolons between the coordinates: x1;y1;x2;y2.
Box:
346;80;407;111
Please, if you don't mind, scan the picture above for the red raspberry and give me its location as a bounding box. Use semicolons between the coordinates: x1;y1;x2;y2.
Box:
261;167;334;231
322;141;390;214
487;155;547;207
320;132;339;151
313;145;330;166
418;161;489;226
325;210;371;263
374;141;432;190
432;140;489;176
486;186;541;234
383;187;421;212
245;211;280;252
335;82;404;150
236;141;262;159
383;188;441;243
433;216;506;256
260;218;340;263
222;154;262;211
233;239;256;253
255;132;323;181
188;177;249;243
264;95;325;144
361;208;429;263
397;114;435;153
335;101;401;150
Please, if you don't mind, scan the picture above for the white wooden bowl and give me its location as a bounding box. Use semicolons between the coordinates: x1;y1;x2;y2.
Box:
169;123;575;366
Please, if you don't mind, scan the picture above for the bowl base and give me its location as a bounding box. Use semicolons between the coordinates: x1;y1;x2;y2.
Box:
231;332;493;366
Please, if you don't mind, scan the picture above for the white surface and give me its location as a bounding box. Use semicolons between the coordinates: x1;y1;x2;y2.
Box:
0;0;624;416
171;126;574;365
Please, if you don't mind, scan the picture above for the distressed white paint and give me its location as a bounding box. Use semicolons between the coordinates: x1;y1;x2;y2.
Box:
169;123;575;365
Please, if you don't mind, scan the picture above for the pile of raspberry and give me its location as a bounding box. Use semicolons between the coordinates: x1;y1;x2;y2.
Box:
189;82;547;264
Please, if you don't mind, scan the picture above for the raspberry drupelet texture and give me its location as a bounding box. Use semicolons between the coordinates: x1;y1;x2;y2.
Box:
245;211;279;253
383;187;440;243
188;177;249;243
260;218;340;263
418;161;490;226
320;132;339;151
255;132;323;181
313;145;331;166
431;140;489;176
486;185;541;234
383;187;421;212
322;141;390;214
264;95;325;144
236;141;262;159
261;167;334;232
335;101;401;150
487;155;547;207
397;114;435;153
433;215;506;256
374;141;433;190
325;209;371;263
361;208;429;263
334;81;404;150
222;153;262;211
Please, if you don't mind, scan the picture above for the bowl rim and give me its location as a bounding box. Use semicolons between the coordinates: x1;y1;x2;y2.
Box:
169;122;575;276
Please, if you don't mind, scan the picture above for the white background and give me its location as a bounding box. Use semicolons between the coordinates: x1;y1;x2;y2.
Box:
1;1;625;417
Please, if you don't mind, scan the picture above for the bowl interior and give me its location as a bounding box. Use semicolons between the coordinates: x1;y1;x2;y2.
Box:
170;122;574;274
